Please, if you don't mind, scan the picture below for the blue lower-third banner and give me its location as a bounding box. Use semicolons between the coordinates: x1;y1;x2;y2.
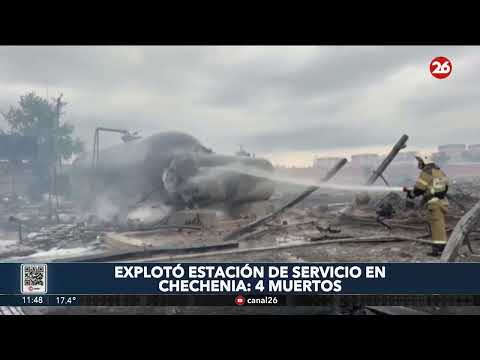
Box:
1;262;480;295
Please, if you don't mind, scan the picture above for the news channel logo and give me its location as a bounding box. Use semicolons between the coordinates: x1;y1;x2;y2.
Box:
235;295;246;306
430;56;452;79
21;264;48;294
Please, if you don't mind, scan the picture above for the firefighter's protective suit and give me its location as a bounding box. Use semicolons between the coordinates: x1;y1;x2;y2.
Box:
406;155;449;255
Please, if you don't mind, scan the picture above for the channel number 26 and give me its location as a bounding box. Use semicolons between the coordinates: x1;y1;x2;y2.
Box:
430;57;452;79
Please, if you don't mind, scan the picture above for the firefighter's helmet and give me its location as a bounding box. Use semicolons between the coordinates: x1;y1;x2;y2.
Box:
414;154;434;166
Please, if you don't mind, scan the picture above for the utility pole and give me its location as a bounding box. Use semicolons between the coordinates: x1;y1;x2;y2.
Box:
338;134;409;216
48;94;62;223
89;127;141;199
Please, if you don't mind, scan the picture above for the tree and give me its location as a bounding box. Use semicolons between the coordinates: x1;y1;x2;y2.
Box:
1;92;85;164
1;92;85;200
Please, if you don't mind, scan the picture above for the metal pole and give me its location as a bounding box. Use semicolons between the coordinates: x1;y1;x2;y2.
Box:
10;161;15;196
338;135;409;215
89;129;98;200
52;95;62;223
322;158;349;182
365;134;409;186
18;223;22;242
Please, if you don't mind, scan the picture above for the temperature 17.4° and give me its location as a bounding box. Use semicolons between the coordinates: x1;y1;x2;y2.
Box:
56;296;77;305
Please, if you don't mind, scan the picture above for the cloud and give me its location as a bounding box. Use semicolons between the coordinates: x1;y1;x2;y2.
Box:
241;125;389;152
0;46;478;165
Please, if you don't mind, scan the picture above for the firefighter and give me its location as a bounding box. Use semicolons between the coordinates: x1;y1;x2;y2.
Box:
403;154;449;256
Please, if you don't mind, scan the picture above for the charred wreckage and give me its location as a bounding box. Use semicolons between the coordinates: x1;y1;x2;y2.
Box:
2;130;480;315
71;131;276;219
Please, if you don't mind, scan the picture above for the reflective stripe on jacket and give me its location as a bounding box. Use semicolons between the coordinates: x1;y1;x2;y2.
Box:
413;164;449;201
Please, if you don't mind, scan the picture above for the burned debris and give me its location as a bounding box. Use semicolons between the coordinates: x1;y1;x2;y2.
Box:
0;128;479;269
2;127;480;319
72;131;275;217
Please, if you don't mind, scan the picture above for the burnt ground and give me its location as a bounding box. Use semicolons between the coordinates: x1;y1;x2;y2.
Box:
3;178;480;315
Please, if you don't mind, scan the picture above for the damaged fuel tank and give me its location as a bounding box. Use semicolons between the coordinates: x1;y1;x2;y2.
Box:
70;131;275;214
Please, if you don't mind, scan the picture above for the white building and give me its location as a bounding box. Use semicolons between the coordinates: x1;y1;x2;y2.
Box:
351;153;380;168
313;157;344;169
437;144;467;163
393;151;417;164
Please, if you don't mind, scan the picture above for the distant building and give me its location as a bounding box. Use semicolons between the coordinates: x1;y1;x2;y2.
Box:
437;144;467;163
438;144;466;153
313;157;343;169
462;144;480;162
467;144;480;156
351;153;380;167
393;151;417;164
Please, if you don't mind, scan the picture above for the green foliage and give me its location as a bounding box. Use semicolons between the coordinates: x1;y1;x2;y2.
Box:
1;92;85;162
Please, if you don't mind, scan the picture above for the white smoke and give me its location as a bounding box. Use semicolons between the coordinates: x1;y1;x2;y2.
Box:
195;162;404;194
127;203;172;226
93;195;121;222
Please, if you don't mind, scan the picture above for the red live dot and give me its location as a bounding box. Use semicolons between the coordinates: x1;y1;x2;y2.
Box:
235;295;245;306
430;56;452;79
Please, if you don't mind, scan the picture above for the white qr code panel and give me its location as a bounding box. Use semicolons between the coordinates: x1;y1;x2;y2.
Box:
21;264;47;294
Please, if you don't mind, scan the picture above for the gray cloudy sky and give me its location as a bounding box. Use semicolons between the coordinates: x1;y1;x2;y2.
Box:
0;46;478;166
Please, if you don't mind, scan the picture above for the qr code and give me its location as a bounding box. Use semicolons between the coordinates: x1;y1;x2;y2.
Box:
21;264;47;294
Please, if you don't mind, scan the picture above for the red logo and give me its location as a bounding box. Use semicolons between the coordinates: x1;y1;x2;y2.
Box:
28;286;33;291
235;295;245;306
430;56;452;79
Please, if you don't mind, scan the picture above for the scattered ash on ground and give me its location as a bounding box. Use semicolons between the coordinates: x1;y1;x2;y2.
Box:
2;177;480;315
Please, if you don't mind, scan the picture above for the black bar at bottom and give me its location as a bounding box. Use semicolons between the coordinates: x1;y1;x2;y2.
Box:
4;295;480;307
